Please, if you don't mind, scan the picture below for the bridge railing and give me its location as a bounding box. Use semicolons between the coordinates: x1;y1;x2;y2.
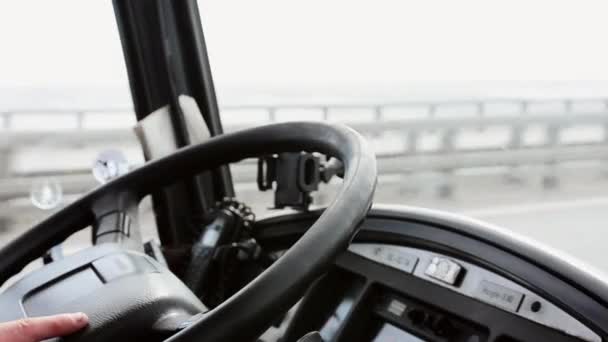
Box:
3;98;608;148
2;98;608;202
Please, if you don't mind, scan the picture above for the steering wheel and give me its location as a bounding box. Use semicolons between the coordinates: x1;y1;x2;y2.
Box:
0;122;377;341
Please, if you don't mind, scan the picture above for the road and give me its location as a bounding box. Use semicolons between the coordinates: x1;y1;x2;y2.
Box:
3;164;608;281
464;197;608;272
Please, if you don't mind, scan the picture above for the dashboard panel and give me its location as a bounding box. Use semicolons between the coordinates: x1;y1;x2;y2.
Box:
255;205;608;342
348;243;598;342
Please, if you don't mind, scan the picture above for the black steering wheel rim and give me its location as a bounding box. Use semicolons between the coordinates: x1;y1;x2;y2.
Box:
0;122;377;341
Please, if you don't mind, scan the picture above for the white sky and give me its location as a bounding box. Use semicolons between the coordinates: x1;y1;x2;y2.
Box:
0;0;608;87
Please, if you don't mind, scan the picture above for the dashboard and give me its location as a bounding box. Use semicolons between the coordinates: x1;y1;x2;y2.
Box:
255;205;608;342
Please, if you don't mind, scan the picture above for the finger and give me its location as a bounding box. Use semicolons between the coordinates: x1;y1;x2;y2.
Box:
0;313;89;342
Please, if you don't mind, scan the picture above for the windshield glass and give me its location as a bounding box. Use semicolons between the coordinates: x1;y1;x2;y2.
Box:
198;0;608;271
1;0;608;274
0;1;142;257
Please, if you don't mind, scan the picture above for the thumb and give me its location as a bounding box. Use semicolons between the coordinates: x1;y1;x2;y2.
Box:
0;313;89;342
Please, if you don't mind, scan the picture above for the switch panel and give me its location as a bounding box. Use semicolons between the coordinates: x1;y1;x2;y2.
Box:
349;243;600;342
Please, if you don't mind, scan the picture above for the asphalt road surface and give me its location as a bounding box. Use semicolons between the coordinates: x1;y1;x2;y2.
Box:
465;197;608;272
3;166;608;283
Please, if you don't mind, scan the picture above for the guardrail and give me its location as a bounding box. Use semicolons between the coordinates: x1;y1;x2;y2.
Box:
3;98;608;148
2;98;608;202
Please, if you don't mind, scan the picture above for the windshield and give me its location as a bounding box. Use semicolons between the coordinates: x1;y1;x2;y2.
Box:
0;1;143;258
1;0;608;274
198;0;608;271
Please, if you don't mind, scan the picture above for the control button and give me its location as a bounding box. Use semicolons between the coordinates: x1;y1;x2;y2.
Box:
431;317;454;337
408;309;429;326
350;245;419;273
425;257;464;285
530;301;542;313
373;246;418;273
387;299;407;317
474;280;524;312
423;314;436;329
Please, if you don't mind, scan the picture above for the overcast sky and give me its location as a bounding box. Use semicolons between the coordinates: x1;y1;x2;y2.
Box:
0;0;608;88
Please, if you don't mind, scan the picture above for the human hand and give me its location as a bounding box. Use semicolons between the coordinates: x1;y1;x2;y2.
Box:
0;313;89;342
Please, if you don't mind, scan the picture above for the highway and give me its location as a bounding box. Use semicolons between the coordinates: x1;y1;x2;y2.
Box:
3;97;608;280
465;198;608;272
2;164;608;278
376;165;608;274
